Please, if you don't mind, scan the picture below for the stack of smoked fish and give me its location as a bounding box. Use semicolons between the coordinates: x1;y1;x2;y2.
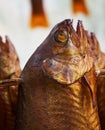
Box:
0;19;105;130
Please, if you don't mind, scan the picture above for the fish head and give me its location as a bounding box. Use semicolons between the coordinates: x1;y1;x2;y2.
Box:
86;32;105;70
32;19;93;84
0;36;21;79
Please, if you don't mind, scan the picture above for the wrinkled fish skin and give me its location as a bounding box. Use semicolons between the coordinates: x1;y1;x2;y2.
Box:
0;36;21;130
88;32;105;130
97;76;105;130
16;68;100;130
16;19;101;130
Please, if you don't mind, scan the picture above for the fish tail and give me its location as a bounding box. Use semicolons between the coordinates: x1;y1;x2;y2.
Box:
72;0;89;15
30;13;49;28
29;0;49;28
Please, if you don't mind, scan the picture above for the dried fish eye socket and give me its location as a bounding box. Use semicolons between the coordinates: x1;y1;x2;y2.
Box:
54;29;68;45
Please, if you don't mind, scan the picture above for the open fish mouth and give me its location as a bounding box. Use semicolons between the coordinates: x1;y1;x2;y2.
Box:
42;54;93;85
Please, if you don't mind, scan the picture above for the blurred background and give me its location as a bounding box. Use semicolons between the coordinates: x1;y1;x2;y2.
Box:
0;0;105;68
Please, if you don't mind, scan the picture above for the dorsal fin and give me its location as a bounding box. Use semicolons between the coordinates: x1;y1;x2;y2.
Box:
69;21;80;47
76;20;89;54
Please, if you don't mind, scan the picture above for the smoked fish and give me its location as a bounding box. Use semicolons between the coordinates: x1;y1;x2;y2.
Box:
0;36;21;130
87;32;105;130
15;19;101;130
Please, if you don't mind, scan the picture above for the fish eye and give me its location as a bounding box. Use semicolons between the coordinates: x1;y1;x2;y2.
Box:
54;29;68;44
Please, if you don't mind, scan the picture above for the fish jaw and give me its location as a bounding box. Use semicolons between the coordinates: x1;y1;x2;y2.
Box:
42;54;93;85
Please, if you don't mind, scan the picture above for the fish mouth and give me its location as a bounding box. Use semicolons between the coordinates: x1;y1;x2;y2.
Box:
42;55;93;84
42;19;94;84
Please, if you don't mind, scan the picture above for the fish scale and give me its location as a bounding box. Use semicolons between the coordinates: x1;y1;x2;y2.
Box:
0;19;105;129
0;88;15;130
97;76;105;130
15;19;102;130
46;87;86;129
86;31;105;130
45;79;100;130
16;68;101;130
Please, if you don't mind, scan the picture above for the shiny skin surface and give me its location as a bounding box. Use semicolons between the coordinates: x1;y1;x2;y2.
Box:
16;67;100;130
86;31;105;130
16;19;101;130
88;32;105;130
0;36;21;130
97;76;105;130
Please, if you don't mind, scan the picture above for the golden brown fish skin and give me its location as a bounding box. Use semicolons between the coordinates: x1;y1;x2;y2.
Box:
96;66;105;129
16;19;101;130
0;36;21;80
97;76;105;130
0;36;21;130
88;32;105;130
16;67;101;130
87;32;105;70
85;31;105;130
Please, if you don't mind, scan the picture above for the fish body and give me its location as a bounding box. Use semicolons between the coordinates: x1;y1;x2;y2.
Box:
16;19;101;130
0;36;21;130
97;75;105;130
16;67;100;130
88;32;105;130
